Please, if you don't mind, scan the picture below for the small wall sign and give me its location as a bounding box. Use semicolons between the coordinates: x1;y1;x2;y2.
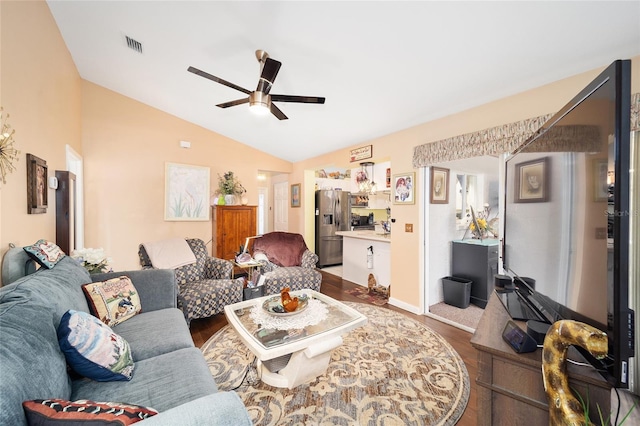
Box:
350;145;373;162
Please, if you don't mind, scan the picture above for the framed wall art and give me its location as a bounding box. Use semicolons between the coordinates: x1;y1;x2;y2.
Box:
514;157;549;203
291;183;301;208
593;158;609;202
349;145;372;162
393;172;415;205
164;162;210;221
26;153;48;214
430;167;449;204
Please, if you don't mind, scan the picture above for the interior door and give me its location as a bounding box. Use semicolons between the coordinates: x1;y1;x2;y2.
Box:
273;181;288;231
258;186;269;234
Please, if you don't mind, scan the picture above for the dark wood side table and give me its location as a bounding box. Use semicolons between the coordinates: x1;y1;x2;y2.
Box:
470;293;611;425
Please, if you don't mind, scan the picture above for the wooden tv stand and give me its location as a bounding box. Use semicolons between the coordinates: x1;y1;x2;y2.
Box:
470;293;611;425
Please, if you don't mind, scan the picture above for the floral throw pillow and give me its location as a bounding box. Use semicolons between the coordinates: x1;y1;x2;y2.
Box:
82;276;141;327
23;399;157;425
57;310;134;382
23;239;65;269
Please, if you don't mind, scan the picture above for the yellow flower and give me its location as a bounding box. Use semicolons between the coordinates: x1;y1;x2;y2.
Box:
469;218;487;232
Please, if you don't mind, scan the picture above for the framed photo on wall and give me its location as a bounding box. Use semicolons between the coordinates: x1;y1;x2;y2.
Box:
291;183;301;207
26;153;48;214
393;172;415;205
430;167;449;204
514;157;549;203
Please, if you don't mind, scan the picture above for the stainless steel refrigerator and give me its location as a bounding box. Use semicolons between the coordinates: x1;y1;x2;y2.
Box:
315;189;351;268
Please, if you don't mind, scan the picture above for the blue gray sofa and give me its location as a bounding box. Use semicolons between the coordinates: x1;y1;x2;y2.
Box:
0;252;251;425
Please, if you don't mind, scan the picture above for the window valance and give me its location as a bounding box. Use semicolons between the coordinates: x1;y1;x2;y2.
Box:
413;92;640;168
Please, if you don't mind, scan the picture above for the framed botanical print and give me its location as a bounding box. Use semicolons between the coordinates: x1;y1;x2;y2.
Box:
164;162;210;221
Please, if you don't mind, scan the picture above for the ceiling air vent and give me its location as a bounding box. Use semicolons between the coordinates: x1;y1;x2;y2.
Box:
125;36;143;54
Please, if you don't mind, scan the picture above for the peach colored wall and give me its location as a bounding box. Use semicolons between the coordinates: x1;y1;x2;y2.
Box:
0;1;82;270
1;1;637;309
81;81;292;270
294;56;640;312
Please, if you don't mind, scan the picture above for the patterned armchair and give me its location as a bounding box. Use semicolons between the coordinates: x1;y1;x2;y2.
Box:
138;238;243;325
252;232;322;296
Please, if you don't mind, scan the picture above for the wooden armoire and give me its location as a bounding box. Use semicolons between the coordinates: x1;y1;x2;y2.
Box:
211;205;257;260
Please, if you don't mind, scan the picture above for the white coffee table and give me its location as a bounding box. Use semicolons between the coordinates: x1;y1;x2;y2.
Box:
224;290;367;389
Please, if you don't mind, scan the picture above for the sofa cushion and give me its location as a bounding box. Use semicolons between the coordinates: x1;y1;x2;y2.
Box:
1;256;92;329
58;310;134;382
0;302;72;426
83;276;141;327
1;246;38;285
113;308;194;362
22;399;157;425
70;347;218;412
23;239;66;269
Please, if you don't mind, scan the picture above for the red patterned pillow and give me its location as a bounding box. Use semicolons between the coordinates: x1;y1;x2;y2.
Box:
23;399;157;425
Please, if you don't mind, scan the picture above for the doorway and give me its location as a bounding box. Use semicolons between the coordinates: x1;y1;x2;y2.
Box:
422;155;501;331
65;145;84;249
273;181;288;231
257;186;269;234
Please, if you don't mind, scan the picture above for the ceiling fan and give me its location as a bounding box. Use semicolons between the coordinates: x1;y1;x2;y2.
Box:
188;50;325;120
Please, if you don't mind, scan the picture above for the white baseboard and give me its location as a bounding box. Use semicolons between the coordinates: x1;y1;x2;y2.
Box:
388;297;421;315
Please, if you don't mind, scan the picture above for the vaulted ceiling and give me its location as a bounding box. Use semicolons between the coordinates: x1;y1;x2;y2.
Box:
47;1;640;162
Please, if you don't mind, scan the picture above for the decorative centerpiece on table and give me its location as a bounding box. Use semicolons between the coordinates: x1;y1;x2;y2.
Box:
468;204;498;240
215;171;246;205
70;248;112;274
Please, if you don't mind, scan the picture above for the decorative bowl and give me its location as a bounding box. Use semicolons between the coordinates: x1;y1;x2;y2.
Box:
262;294;309;316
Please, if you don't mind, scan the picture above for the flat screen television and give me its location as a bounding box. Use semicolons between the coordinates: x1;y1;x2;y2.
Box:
500;59;633;388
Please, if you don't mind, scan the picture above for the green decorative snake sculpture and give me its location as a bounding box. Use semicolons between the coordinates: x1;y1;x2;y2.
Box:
542;320;608;426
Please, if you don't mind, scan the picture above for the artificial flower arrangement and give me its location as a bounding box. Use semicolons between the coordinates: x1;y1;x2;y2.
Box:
216;171;246;196
468;204;498;239
71;247;112;274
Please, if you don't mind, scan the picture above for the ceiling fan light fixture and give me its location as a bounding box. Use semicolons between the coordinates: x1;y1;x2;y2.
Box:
249;91;271;115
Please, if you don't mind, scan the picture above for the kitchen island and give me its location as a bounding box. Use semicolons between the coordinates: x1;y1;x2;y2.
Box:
335;230;391;289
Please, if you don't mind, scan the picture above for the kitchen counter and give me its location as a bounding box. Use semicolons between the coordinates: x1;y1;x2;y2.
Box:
335;230;391;243
335;231;391;289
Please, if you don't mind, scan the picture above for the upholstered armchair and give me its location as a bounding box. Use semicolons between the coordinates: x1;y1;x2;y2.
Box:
252;232;322;295
138;238;243;325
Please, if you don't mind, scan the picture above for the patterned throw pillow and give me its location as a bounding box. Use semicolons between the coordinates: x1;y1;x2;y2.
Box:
23;239;65;269
23;399;157;425
57;310;134;381
82;276;141;327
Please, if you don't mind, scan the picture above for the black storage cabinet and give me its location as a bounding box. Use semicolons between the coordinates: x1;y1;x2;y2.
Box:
451;240;499;308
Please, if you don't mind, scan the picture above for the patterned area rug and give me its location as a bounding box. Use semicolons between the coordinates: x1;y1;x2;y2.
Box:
201;302;469;425
345;286;388;306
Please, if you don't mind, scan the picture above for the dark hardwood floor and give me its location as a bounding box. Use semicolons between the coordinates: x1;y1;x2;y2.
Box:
190;270;477;426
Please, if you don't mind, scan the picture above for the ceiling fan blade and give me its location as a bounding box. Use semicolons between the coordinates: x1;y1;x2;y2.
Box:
216;98;250;108
270;94;326;104
270;103;288;120
187;66;251;95
256;58;282;94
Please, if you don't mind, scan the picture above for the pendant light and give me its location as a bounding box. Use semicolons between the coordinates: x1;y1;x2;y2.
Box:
358;162;377;195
